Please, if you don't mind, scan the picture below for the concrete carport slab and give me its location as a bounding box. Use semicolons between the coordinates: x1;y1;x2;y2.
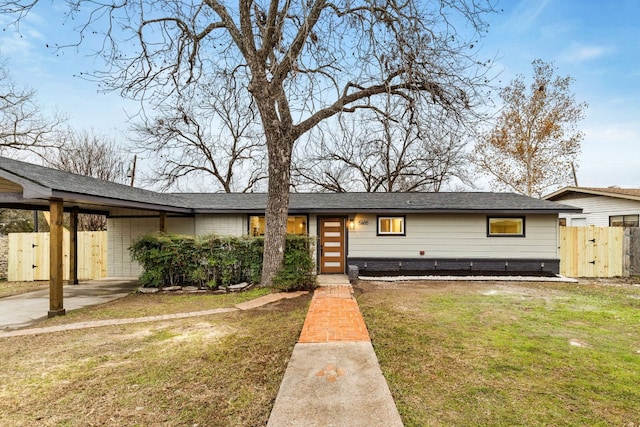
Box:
0;279;140;330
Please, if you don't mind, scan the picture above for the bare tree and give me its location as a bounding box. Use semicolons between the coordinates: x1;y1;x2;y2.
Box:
134;72;266;192
473;59;587;197
45;129;128;230
293;102;473;192
1;0;495;286
0;59;66;156
0;208;33;234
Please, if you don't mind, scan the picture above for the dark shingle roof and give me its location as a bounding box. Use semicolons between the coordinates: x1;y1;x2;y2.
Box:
0;157;581;215
176;192;582;214
0;157;188;212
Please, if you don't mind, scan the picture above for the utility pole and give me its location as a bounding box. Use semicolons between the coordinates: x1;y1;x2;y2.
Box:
129;155;137;187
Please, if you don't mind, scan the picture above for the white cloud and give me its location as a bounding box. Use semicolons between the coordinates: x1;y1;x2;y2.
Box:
577;120;640;187
505;0;553;31
560;44;610;63
0;10;45;61
585;127;637;145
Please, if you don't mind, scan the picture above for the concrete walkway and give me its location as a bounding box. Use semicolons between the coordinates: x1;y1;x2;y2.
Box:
0;278;141;330
267;275;403;427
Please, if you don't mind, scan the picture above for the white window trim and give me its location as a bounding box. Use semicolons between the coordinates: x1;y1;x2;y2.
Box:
377;216;406;236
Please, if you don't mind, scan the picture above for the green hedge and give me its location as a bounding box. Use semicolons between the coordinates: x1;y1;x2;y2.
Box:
129;233;317;291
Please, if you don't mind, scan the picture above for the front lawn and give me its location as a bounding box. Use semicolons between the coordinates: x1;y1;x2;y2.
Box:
356;279;640;427
0;292;311;427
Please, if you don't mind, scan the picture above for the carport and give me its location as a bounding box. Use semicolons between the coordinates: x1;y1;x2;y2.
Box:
0;157;191;318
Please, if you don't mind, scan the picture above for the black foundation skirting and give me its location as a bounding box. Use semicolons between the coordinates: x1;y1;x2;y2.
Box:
347;257;560;277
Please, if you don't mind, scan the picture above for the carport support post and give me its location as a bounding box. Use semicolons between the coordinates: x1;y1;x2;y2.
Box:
69;207;79;285
48;199;66;318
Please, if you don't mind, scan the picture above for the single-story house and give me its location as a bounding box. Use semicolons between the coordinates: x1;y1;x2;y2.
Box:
0;156;583;282
544;187;640;227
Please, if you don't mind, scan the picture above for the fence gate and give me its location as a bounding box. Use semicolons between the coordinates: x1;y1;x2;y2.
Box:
8;231;107;282
559;226;624;277
624;227;640;276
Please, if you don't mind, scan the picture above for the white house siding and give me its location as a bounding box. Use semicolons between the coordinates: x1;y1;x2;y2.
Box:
167;217;196;235
556;195;640;226
307;215;318;238
308;214;318;261
195;214;246;236
347;213;558;259
107;216;195;277
108;217;159;277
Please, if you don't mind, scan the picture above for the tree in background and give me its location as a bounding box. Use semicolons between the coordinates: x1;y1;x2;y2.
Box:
1;0;495;286
0;209;33;234
134;73;266;192
293;99;472;192
0;59;65;156
473;59;587;197
0;58;66;234
45;129;128;230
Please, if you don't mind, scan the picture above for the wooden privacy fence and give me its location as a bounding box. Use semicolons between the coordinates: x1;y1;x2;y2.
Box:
559;226;640;277
8;231;107;282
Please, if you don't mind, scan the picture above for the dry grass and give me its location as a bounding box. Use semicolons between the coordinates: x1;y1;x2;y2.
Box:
0;280;49;298
356;279;640;427
43;287;272;326
0;293;311;426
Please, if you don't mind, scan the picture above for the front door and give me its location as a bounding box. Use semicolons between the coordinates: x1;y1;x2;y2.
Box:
319;218;345;274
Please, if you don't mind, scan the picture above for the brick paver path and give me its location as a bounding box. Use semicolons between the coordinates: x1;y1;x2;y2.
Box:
298;285;370;343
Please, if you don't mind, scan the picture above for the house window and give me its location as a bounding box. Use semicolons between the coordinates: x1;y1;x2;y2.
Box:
487;217;525;237
377;216;405;236
609;214;639;227
249;215;307;237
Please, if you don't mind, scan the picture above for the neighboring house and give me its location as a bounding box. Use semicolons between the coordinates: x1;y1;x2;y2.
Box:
0;157;582;279
544;187;640;227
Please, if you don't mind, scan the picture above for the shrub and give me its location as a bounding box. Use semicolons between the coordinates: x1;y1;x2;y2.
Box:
271;235;317;291
129;233;317;291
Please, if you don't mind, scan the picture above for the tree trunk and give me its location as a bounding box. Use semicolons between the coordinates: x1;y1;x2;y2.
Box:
260;131;294;287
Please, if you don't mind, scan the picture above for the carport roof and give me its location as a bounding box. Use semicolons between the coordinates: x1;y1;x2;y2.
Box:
0;157;190;214
0;157;582;215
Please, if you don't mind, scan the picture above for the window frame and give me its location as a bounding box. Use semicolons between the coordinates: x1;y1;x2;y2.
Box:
376;215;406;236
609;214;639;227
486;216;526;237
248;214;308;237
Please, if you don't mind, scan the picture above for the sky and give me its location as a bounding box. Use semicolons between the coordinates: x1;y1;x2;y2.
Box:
0;0;637;191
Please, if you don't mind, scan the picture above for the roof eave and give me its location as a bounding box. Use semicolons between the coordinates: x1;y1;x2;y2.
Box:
544;186;640;202
49;190;193;214
0;169;52;199
193;207;582;215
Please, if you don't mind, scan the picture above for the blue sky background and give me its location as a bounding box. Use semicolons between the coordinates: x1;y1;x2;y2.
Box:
0;0;637;191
